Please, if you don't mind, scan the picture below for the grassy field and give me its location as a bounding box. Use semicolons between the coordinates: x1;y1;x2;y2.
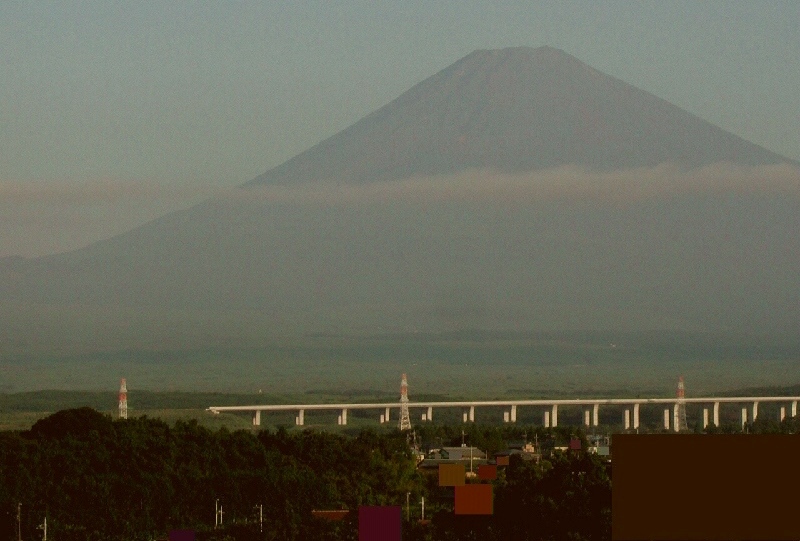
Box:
3;331;799;393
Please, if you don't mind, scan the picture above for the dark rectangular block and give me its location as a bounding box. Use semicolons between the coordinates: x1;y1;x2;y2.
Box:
477;464;497;480
612;434;800;540
168;530;195;541
359;506;401;541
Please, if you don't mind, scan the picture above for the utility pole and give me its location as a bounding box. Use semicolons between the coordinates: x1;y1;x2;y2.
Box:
420;496;425;521
17;503;21;541
406;492;410;520
470;444;474;473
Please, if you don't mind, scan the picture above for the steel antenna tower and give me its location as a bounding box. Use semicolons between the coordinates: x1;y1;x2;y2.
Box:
676;376;688;431
119;378;128;420
399;373;412;431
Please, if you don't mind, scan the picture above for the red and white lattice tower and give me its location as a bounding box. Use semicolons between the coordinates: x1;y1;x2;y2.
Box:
676;376;688;431
119;378;128;420
399;373;412;431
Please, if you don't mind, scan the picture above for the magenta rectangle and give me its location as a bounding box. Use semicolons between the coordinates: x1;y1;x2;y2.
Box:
359;506;401;541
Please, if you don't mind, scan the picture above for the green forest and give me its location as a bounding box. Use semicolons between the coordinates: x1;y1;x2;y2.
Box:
4;408;798;540
0;408;612;541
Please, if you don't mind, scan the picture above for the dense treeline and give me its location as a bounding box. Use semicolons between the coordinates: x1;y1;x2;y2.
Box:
0;408;614;540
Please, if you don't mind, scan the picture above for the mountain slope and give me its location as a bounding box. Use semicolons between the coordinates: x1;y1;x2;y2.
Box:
249;46;792;186
1;46;799;346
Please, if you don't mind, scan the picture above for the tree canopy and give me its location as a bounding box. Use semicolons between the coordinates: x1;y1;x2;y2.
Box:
0;409;617;540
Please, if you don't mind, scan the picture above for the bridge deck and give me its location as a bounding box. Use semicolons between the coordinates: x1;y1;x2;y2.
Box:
207;396;800;413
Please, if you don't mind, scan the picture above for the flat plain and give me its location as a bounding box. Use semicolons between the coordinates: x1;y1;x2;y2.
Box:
2;330;798;431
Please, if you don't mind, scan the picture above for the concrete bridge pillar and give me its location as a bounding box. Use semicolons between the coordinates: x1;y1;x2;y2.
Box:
663;409;670;430
462;409;468;423
252;410;261;426
633;403;640;429
741;407;748;430
780;406;786;422
593;403;599;426
551;404;558;427
713;402;720;426
544;410;551;428
468;405;475;422
793;401;798;418
338;408;348;425
584;408;591;427
673;403;680;432
427;406;433;422
296;409;304;426
624;409;630;430
385;407;391;423
703;408;709;429
752;401;759;423
510;405;517;423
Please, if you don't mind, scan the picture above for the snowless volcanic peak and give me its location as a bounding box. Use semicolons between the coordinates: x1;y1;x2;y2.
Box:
249;46;790;186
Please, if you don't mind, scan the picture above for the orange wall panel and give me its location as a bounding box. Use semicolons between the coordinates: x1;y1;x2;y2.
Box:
438;463;465;486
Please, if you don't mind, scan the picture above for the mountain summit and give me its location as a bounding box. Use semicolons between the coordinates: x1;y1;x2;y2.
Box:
250;46;790;186
2;47;799;346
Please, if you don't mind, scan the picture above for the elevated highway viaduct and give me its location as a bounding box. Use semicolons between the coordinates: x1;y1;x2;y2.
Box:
207;396;800;431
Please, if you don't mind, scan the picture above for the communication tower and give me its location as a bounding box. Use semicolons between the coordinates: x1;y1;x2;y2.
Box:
119;378;128;420
399;373;412;431
676;376;688;431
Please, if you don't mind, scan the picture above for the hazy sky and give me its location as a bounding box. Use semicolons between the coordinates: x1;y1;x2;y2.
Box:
2;1;799;257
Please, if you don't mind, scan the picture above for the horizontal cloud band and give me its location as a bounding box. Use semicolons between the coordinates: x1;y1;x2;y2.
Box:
2;162;799;258
230;162;800;205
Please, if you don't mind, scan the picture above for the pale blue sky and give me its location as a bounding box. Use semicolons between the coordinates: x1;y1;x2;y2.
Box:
1;1;799;256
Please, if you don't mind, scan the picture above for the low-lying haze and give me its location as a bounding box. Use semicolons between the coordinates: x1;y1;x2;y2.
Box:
230;163;800;205
0;179;225;258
